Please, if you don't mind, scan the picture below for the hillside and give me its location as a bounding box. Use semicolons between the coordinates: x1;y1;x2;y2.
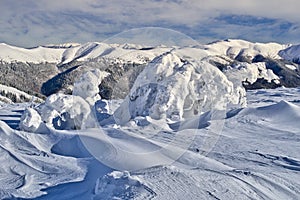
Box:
0;39;299;103
0;39;300;199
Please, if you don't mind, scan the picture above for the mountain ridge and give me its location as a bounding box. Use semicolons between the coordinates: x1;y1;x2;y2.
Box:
0;39;299;103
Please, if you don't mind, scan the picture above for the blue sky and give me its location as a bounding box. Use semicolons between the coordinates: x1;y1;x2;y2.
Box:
0;0;299;47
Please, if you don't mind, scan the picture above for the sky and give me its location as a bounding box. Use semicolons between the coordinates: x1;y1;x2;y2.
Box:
0;0;300;47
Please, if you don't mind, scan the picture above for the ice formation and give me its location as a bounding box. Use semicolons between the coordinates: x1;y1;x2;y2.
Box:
19;107;42;132
73;69;109;105
114;51;246;124
20;69;109;131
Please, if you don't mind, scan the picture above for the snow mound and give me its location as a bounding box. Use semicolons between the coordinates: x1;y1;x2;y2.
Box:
38;93;96;130
19;94;95;131
114;52;245;124
224;62;280;86
241;100;300;121
20;69;110;131
19;108;42;132
255;100;300;123
94;171;154;200
279;44;300;64
233;100;300;133
73;69;109;105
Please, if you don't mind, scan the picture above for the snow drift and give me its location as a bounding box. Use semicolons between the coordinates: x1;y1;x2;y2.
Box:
0;120;86;199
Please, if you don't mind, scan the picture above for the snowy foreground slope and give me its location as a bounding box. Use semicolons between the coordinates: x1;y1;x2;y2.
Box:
0;87;300;199
0;40;300;199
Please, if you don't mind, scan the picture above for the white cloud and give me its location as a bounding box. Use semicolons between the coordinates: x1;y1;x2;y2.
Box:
0;0;299;47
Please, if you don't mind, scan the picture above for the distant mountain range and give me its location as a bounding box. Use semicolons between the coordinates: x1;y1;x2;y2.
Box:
0;39;299;103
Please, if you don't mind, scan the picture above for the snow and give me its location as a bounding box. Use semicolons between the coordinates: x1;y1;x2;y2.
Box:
204;39;288;59
94;171;148;199
114;51;245;124
1;84;300;199
0;43;65;63
99;90;300;199
0;42;172;65
61;42;173;65
0;84;42;103
279;44;300;63
19;69;110;132
1;39;300;199
73;69;109;105
0;95;12;104
19;93;94;131
285;64;297;70
0;117;86;199
19;107;42;132
59;39;289;66
61;42;112;64
224;62;280;86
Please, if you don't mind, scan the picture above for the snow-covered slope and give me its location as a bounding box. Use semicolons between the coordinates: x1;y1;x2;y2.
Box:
0;39;299;99
0;43;65;63
0;39;296;65
0;84;42;103
61;42;172;64
0;38;298;200
0;42;171;65
204;39;289;60
1;86;300;199
279;44;300;64
61;39;293;65
0;108;86;199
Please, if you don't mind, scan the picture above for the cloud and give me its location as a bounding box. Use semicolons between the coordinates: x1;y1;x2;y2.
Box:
0;0;299;47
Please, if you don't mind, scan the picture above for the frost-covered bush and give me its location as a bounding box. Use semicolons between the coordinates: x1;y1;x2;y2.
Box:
73;69;109;105
19;108;42;132
114;52;245;124
37;93;95;130
19;69;109;131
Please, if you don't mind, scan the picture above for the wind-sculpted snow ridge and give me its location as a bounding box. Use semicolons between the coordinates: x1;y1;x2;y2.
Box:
93;95;300;200
0;120;86;199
